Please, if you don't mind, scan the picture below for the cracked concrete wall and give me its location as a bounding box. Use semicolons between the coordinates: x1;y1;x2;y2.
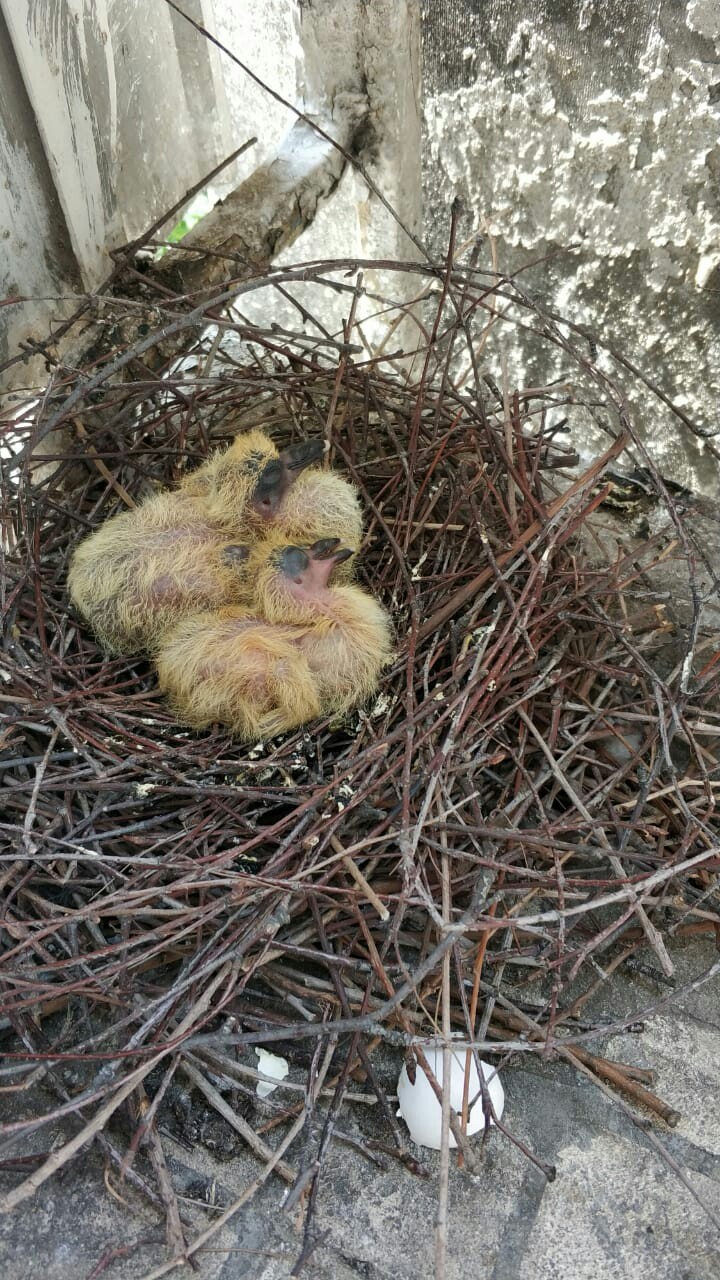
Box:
422;0;720;493
219;0;423;353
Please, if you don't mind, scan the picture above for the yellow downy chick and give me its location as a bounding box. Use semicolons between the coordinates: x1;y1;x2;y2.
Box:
155;535;394;739
67;431;324;654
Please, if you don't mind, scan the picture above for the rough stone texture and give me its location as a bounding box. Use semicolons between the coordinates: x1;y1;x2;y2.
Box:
422;0;720;495
519;1135;720;1280
1;937;719;1279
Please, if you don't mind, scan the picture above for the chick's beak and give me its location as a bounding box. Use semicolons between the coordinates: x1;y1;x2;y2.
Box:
277;541;352;591
279;439;326;474
306;540;353;588
308;539;353;568
306;537;342;559
251;441;325;520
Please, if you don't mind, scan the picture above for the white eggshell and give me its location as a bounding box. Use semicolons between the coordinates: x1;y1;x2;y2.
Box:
255;1048;289;1099
396;1045;504;1149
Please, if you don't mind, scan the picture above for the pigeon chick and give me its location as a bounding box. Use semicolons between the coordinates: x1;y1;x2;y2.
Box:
155;536;393;739
67;430;324;654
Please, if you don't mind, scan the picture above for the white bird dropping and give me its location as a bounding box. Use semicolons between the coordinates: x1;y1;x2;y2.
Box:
397;1044;504;1149
254;1048;289;1099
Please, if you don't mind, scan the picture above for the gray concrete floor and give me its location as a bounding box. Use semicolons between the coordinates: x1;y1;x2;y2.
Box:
1;937;719;1280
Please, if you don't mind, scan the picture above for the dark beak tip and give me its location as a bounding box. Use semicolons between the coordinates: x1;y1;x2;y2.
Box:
308;537;342;559
281;439;326;473
332;547;354;566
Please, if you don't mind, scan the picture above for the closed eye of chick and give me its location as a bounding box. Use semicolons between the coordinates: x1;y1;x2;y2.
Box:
155;535;394;740
67;430;324;655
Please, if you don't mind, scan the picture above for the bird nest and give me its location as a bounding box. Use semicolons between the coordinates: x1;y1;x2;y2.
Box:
2;250;720;1254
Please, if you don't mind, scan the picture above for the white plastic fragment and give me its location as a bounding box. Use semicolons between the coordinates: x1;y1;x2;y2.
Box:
254;1048;289;1099
396;1043;504;1149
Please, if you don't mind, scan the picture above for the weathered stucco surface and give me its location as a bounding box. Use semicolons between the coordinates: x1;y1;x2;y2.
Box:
423;0;720;493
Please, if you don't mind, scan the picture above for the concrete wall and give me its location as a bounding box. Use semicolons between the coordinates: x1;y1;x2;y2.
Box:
3;0;718;497
0;0;232;391
422;0;720;492
213;0;423;356
0;0;422;392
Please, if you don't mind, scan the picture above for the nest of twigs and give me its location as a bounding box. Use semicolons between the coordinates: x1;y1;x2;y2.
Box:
2;248;720;1262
